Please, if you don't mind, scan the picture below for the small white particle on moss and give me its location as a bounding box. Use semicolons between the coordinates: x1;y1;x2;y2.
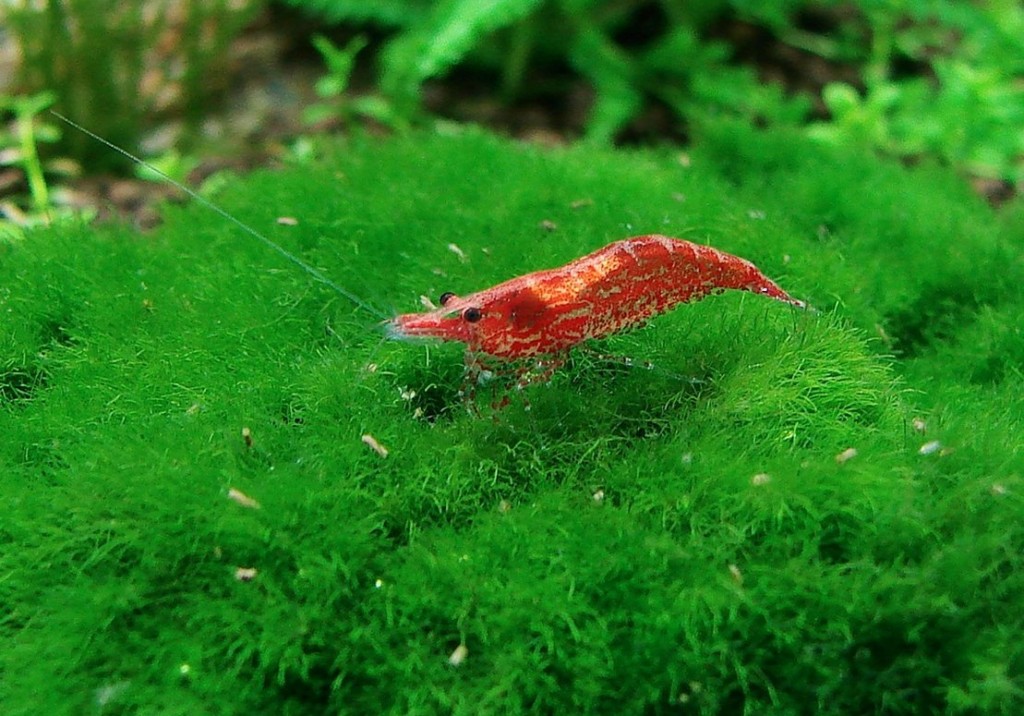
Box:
593;489;605;503
241;426;253;448
362;434;388;458
835;447;858;464
875;323;893;346
498;499;511;513
728;564;743;585
447;243;467;262
747;209;766;220
95;681;130;707
751;473;771;486
234;567;257;581
912;417;927;433
919;440;942;456
185;403;201;416
681;452;693;465
991;483;1007;496
276;216;298;226
374;579;383;589
448;644;468;667
179;663;191;676
227;487;260;509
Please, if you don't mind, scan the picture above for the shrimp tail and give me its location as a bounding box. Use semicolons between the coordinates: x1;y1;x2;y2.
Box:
652;237;807;310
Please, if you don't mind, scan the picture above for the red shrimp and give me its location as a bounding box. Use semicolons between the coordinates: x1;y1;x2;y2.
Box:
52;114;806;396
389;235;805;361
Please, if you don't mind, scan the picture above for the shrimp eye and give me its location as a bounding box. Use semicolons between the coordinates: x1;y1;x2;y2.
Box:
438;291;456;306
462;307;483;323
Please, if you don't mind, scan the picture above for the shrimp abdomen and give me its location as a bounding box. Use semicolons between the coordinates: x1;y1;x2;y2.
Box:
570;235;805;340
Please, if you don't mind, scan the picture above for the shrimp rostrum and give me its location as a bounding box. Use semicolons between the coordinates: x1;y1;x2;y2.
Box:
388;234;806;397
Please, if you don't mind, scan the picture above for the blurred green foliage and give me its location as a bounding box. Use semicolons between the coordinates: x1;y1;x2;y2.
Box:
810;0;1024;185
287;0;1023;184
4;1;1020;184
5;0;263;166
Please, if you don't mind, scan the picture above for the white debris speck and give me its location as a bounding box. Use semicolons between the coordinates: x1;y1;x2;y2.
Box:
728;564;743;585
919;440;942;456
570;198;593;209
179;663;191;676
677;153;691;167
747;209;766;220
912;417;927;433
448;644;468;667
447;243;467;262
751;473;771;486
234;567;258;581
362;434;389;458
95;681;130;707
374;578;383;589
276;216;298;226
399;387;416;401
835;447;858;464
227;487;260;509
241;426;253;448
498;499;511;513
874;323;893;346
592;489;605;503
681;452;693;465
539;219;557;232
991;483;1007;496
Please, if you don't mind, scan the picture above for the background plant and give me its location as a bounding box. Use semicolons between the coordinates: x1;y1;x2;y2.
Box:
810;0;1024;186
285;0;1023;185
4;0;1019;187
0;91;81;240
5;0;264;167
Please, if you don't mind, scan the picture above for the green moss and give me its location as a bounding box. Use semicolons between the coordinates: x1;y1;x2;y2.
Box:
1;126;1021;714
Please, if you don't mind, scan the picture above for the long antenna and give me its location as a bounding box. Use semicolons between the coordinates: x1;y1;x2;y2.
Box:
50;110;388;320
